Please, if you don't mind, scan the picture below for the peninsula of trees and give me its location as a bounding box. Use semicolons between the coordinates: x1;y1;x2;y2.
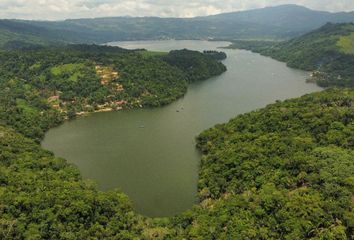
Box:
0;45;226;141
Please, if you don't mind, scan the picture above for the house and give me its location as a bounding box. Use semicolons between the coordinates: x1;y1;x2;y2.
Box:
115;100;128;106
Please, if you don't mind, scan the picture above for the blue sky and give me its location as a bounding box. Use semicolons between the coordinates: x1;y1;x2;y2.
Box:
1;0;354;20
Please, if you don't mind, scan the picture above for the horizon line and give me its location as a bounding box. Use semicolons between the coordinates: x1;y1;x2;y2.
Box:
1;4;353;22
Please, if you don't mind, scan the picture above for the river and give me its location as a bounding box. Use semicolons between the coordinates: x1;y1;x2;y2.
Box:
42;40;322;217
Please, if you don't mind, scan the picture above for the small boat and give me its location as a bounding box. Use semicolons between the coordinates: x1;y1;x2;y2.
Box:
139;125;145;128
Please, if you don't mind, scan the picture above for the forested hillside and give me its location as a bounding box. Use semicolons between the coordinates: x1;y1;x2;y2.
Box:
0;5;353;239
1;88;353;239
162;49;227;82
170;88;354;239
1;4;354;48
0;125;144;239
0;20;69;49
229;23;354;87
0;45;226;141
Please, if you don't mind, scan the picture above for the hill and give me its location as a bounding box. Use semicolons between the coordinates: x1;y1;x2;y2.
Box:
1;5;354;48
0;45;226;141
29;5;354;41
0;20;71;49
0;20;50;49
229;23;354;87
207;4;354;38
174;88;353;239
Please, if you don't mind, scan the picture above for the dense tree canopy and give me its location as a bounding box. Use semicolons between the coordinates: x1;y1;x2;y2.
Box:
168;88;354;239
162;49;227;82
0;42;353;239
1;86;353;239
0;126;144;239
0;45;226;141
0;44;228;239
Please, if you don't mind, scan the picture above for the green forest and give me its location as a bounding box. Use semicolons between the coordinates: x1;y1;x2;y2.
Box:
0;44;229;239
188;88;354;239
0;45;226;141
0;18;353;239
1;88;353;239
228;23;354;87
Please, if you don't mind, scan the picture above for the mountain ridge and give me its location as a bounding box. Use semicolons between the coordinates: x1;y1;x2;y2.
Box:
1;4;354;48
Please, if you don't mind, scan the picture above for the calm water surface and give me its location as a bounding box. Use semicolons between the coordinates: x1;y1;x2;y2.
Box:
42;40;322;217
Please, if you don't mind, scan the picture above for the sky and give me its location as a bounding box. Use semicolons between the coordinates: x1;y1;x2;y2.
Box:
0;0;354;20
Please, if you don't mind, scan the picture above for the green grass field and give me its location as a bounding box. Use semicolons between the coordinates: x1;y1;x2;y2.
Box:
337;33;354;54
50;63;86;81
16;98;38;115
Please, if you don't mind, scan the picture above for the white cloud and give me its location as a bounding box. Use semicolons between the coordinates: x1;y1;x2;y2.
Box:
0;0;353;20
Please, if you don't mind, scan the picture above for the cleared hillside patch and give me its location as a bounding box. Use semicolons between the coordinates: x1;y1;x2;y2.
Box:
337;32;354;54
50;63;86;81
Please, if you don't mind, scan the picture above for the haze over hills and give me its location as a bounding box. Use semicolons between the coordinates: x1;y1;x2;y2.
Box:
1;4;354;48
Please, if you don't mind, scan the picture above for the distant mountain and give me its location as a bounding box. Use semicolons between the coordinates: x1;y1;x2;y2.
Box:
0;20;50;48
205;4;354;38
1;4;354;48
229;23;354;87
0;20;74;49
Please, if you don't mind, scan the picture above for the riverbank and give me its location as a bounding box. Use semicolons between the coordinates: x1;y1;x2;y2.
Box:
43;41;322;217
2;40;337;239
